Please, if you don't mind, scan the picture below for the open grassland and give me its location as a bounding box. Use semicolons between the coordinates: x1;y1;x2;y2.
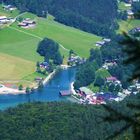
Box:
0;53;35;80
0;7;101;83
11;13;101;57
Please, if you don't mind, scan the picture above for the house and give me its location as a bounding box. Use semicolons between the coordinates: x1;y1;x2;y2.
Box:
59;90;71;96
96;38;111;47
3;5;17;11
95;41;105;47
18;18;36;28
68;55;86;66
0;16;8;24
102;62;117;70
35;77;43;81
127;10;134;19
106;77;118;82
40;62;49;69
103;38;111;42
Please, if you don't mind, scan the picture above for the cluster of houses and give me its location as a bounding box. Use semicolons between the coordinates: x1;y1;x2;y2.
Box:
71;77;140;105
68;54;86;66
0;16;15;24
2;5;17;11
121;0;140;19
95;38;111;47
124;82;140;95
18;18;36;29
102;61;117;70
72;86;123;105
129;27;140;34
39;62;50;70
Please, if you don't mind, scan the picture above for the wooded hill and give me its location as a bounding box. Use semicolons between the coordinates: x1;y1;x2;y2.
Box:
0;93;139;140
3;0;118;37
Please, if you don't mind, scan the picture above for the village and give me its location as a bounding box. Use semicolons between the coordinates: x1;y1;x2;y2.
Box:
63;73;140;105
0;2;140;106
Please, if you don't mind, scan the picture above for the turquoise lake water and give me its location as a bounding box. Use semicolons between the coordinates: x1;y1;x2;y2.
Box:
0;68;76;110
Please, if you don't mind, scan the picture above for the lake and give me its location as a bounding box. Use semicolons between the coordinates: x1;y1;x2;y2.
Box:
0;68;76;110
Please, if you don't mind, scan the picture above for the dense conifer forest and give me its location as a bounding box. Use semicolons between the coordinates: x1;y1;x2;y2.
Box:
0;94;139;140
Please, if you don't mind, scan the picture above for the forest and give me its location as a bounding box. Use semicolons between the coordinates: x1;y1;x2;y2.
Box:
3;0;119;37
0;93;139;140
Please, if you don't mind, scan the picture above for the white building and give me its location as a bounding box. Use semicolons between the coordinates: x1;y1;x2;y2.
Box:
0;16;8;23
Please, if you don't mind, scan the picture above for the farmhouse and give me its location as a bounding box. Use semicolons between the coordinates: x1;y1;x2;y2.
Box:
106;76;118;82
127;9;134;19
3;5;17;11
40;62;50;69
96;38;111;47
18;18;36;28
0;16;8;24
95;41;105;47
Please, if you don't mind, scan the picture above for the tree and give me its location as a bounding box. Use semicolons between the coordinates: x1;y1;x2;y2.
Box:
94;76;105;87
37;38;63;65
115;84;121;92
38;80;44;90
18;84;23;90
26;87;30;93
74;62;96;89
108;83;115;92
36;61;40;67
121;33;140;80
89;49;103;67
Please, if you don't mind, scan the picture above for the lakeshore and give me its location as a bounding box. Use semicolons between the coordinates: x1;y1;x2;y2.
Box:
0;69;58;95
0;68;76;110
0;65;73;95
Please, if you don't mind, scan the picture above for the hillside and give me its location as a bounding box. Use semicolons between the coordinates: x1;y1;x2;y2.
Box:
0;94;139;140
0;5;101;84
4;0;118;37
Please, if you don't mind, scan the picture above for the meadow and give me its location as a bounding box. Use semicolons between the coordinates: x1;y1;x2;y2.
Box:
0;6;101;83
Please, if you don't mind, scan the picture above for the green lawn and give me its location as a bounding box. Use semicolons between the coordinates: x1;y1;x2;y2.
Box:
0;7;101;82
88;69;111;93
95;68;111;79
11;14;101;57
0;53;35;80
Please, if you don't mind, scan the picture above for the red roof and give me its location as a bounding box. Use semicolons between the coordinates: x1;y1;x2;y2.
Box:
106;77;117;81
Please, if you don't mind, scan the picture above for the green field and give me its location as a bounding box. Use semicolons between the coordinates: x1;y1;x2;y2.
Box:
0;6;101;83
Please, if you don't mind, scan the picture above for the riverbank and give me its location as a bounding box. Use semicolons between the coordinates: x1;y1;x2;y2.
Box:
0;65;72;95
0;70;57;95
0;84;25;95
70;82;81;103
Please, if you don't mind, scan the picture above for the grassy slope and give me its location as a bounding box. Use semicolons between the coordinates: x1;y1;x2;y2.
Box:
0;7;101;82
0;53;35;80
88;69;111;93
11;12;101;57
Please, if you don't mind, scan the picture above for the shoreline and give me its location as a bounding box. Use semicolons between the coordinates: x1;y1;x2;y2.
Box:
0;70;57;95
0;65;72;95
70;82;81;103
